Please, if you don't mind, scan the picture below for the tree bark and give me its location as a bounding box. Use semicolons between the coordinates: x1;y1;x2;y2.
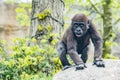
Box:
102;0;112;57
29;0;64;39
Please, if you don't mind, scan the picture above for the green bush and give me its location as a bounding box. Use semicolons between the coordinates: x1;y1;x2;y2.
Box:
0;33;62;80
0;40;7;59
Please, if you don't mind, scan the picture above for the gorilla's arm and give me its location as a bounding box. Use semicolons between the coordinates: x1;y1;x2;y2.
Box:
66;29;84;65
67;41;83;65
89;21;105;67
89;22;103;59
67;39;85;69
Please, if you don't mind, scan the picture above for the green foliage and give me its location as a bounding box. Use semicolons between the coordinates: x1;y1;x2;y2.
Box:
0;32;61;80
64;0;75;7
15;3;31;27
36;10;51;20
104;54;119;59
0;40;7;59
5;0;31;27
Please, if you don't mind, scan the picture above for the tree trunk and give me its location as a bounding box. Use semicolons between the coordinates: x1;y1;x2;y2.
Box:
102;0;112;57
29;0;64;40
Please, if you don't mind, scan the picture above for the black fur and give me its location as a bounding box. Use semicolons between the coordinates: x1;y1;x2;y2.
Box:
57;13;105;70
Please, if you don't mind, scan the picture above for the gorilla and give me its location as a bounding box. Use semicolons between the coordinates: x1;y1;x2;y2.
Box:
57;13;105;70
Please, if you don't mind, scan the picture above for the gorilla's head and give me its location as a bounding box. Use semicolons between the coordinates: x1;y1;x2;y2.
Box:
71;13;89;37
72;22;88;37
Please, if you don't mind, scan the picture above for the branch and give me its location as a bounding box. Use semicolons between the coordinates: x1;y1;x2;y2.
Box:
31;16;38;20
88;0;103;15
113;18;120;25
31;15;64;27
48;15;64;27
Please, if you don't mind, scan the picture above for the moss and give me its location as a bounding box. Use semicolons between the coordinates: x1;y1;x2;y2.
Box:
37;25;44;31
36;10;51;20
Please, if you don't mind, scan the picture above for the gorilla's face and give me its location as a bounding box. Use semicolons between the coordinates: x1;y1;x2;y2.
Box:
72;22;88;37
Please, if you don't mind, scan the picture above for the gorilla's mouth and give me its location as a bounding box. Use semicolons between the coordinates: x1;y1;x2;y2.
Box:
76;33;82;37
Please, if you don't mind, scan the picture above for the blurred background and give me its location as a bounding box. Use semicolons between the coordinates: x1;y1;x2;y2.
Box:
0;0;120;80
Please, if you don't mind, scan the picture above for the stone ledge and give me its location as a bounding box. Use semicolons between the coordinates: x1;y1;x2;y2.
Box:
53;59;120;80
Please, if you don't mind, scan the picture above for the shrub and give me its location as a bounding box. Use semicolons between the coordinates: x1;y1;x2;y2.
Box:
0;33;62;80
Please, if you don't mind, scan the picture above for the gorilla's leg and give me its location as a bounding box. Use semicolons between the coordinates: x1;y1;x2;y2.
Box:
56;41;70;66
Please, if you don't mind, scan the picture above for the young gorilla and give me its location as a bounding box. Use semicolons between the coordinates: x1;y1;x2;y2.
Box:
57;13;105;70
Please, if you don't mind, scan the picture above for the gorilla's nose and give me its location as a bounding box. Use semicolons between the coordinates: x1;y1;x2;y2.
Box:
77;29;80;32
77;28;81;32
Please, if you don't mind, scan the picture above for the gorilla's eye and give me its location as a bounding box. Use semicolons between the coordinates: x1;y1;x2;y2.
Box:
80;24;84;27
73;22;87;31
80;24;86;30
74;24;79;28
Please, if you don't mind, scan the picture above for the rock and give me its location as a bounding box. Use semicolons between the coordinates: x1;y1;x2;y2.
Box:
53;59;120;80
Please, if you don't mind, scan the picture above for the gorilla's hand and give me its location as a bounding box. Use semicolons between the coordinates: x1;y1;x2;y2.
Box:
62;65;71;71
93;59;105;67
76;63;85;70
